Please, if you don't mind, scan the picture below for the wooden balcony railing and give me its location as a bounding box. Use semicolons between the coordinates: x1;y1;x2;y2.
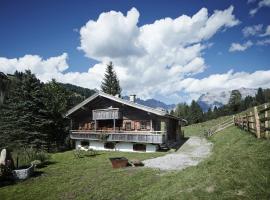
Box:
70;130;165;144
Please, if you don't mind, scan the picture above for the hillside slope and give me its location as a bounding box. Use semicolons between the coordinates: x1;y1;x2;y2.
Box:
1;124;270;199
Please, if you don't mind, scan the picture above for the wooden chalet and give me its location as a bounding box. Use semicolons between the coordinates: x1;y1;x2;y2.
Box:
65;91;184;152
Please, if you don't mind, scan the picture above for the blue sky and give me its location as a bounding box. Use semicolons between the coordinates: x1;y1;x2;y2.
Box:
0;0;270;103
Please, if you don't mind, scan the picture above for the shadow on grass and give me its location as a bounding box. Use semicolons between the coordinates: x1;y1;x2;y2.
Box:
74;152;104;159
36;160;57;169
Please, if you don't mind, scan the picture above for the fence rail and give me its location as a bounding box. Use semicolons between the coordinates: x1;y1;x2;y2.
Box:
234;103;270;139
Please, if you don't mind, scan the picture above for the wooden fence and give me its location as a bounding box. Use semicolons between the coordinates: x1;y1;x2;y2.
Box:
205;118;234;137
234;103;270;139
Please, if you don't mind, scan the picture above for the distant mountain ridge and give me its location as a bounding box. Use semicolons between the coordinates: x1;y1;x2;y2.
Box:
123;96;176;111
197;88;258;112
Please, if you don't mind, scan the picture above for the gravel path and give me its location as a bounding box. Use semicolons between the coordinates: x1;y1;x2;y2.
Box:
143;137;213;171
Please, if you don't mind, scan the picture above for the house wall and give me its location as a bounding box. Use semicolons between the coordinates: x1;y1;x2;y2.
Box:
70;96;181;144
75;140;158;152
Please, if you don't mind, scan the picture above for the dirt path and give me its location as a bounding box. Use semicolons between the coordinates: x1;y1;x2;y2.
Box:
143;137;213;171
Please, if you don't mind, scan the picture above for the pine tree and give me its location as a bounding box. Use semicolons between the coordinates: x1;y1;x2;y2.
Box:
43;79;70;149
0;71;51;150
0;72;10;105
189;100;203;124
101;62;122;96
228;90;242;113
255;88;265;105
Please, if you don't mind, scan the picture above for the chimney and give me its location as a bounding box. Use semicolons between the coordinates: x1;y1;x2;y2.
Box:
129;94;136;103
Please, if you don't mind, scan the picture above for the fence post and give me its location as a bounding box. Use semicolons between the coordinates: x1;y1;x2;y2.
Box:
250;111;254;134
265;104;269;139
254;106;261;138
246;113;249;131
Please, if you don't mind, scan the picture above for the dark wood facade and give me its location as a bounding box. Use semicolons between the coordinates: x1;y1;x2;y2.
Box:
68;95;181;144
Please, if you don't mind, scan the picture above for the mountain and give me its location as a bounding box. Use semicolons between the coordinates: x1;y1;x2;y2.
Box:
123;96;176;111
197;88;258;112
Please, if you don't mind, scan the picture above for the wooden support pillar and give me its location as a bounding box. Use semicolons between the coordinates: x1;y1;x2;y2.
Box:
113;118;116;132
254;106;261;138
94;120;97;132
150;119;153;132
265;104;269;139
70;119;73;130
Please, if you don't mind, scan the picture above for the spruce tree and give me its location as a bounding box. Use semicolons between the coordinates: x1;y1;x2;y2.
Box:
228;90;242;113
0;71;51;150
101;62;122;96
189;100;203;124
255;88;265;105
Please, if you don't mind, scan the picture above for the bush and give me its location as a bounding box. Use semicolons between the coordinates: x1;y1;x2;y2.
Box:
12;148;50;168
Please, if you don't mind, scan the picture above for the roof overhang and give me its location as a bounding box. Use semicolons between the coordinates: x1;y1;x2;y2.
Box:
65;91;182;121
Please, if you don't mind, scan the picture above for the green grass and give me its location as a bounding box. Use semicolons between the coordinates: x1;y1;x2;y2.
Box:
1;126;270;199
183;115;232;137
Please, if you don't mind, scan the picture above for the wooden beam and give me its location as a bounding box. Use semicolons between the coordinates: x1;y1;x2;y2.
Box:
254;106;261;138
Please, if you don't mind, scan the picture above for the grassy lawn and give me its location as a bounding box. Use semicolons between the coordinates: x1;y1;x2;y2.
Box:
183;115;232;137
1;126;270;199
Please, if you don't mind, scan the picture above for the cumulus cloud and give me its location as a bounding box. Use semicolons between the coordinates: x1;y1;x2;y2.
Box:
76;6;239;99
249;0;270;16
0;6;245;103
242;24;263;37
179;70;270;95
229;40;253;52
0;53;69;77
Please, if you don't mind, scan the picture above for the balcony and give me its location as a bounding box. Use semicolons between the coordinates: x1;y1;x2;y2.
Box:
70;130;165;144
92;108;121;120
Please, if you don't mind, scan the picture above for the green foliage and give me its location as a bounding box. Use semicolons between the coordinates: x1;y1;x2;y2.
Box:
255;87;265;104
101;62;122;96
12;148;50;168
0;71;73;151
0;72;10;105
189;100;204;123
58;82;95;109
228;89;242;112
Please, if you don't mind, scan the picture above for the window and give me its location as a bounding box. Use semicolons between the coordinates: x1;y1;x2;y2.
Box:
81;140;89;147
140;121;147;130
125;122;131;130
104;142;115;149
133;144;146;152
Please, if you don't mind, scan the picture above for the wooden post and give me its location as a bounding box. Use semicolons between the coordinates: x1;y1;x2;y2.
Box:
150;119;153;132
265;104;269;139
94;120;97;132
250;111;254;134
254;106;261;138
70;119;73;130
246;113;249;131
113;118;116;132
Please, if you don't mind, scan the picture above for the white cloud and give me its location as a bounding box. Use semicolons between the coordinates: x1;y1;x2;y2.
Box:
179;70;270;94
1;6;243;103
242;24;263;37
260;25;270;36
76;6;239;99
0;53;68;76
229;40;253;52
249;0;270;16
256;38;270;45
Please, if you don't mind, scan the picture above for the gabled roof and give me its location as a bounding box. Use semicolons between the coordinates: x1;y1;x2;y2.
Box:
65;90;181;120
